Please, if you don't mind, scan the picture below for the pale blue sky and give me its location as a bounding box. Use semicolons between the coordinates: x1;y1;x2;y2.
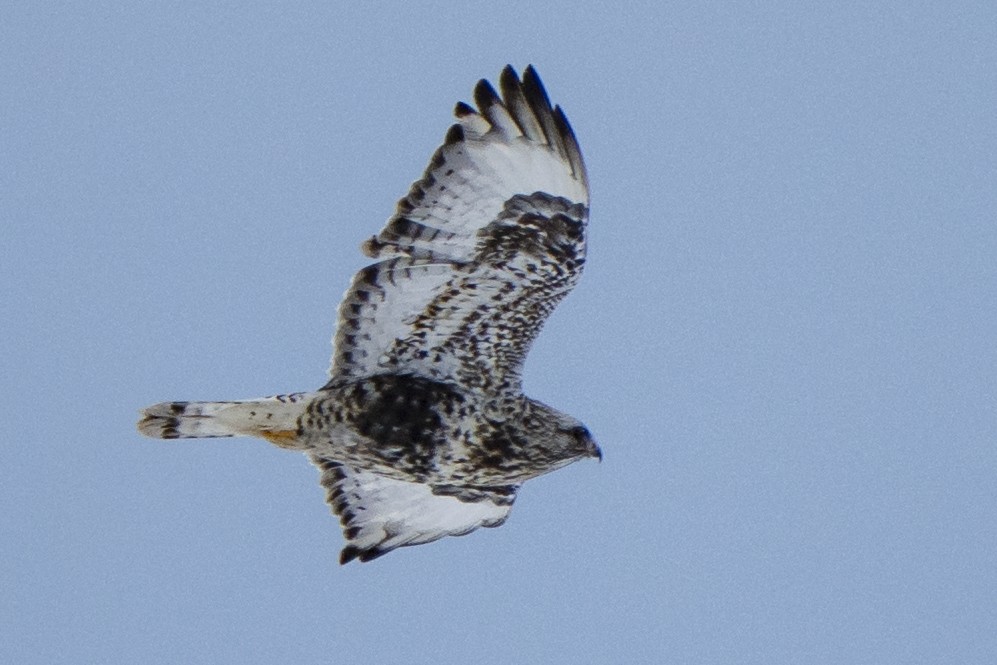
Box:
3;2;996;663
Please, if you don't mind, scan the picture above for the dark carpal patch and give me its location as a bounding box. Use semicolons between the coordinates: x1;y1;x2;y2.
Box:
432;483;517;506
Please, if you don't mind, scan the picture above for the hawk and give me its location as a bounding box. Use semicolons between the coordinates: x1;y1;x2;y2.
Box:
138;65;599;564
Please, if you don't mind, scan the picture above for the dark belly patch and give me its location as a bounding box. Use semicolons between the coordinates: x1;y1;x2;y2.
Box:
346;374;466;475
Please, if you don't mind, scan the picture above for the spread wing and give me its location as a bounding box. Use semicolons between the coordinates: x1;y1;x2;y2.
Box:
328;65;589;394
310;456;517;564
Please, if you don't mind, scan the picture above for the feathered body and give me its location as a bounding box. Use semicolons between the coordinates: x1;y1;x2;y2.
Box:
139;66;598;563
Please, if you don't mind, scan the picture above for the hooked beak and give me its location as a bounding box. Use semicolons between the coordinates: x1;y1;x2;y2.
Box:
590;441;603;462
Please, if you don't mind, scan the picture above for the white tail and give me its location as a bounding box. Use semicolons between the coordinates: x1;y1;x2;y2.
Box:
137;394;311;445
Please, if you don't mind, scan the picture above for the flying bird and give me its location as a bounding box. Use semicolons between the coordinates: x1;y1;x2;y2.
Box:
138;65;599;564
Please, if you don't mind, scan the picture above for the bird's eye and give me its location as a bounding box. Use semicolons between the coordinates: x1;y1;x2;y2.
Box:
570;425;590;441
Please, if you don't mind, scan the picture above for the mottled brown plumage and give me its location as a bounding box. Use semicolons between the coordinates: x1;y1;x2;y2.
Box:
138;65;597;564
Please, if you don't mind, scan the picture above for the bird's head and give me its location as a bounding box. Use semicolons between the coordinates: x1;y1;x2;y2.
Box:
526;400;601;466
558;422;601;462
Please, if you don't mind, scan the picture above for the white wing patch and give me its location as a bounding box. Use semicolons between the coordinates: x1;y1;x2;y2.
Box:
362;66;587;263
311;457;517;564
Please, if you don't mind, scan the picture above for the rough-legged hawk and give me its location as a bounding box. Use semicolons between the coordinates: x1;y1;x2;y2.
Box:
139;65;598;564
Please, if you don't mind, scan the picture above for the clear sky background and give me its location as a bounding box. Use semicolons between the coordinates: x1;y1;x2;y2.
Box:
3;2;996;663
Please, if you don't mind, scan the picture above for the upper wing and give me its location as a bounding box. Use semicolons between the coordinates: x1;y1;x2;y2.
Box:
329;65;588;394
311;456;517;564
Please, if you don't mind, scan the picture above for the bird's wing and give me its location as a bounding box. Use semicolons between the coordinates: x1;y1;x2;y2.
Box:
328;65;588;394
311;457;517;564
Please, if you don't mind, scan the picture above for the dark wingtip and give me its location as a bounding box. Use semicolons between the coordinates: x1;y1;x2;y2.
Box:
553;104;580;148
339;545;360;565
358;548;387;563
499;64;520;92
473;78;501;112
340;543;389;564
444;123;465;145
522;64;552;110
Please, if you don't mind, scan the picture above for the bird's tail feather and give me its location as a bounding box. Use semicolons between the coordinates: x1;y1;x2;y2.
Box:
137;395;310;445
